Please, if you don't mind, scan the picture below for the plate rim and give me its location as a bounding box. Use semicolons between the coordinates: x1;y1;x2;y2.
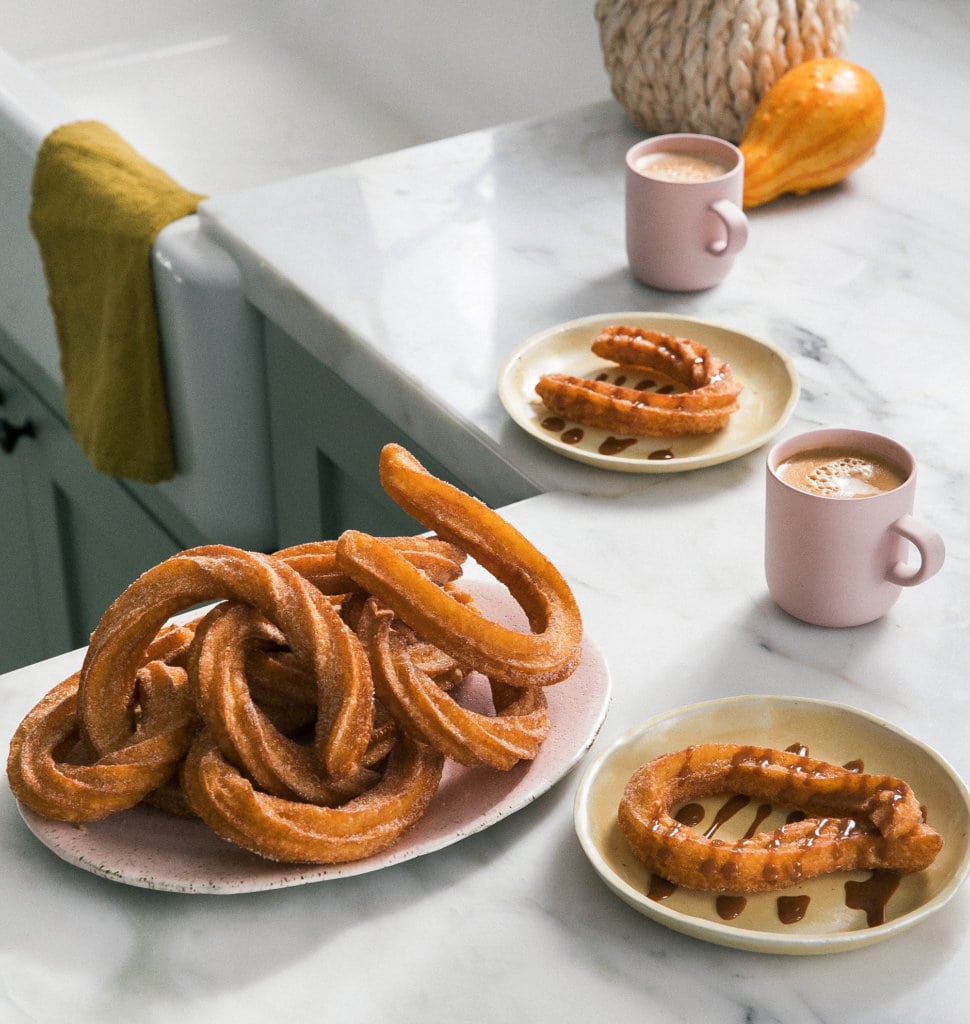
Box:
573;693;970;955
498;311;800;473
16;580;612;895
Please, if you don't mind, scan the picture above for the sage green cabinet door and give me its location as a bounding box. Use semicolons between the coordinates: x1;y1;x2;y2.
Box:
266;325;465;547
0;360;184;670
0;365;49;673
19;394;184;659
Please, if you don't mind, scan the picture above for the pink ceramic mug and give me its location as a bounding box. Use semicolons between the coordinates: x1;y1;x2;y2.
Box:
765;428;945;627
625;133;748;291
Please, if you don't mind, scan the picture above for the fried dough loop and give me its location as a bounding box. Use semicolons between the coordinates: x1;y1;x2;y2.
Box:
357;599;550;771
188;601;378;806
181;729;444;864
618;744;945;894
7;446;584;865
536;325;743;437
6;623;198;822
77;544;375;781
336;445;583;687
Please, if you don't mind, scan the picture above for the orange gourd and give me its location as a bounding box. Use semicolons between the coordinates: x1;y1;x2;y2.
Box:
739;58;886;209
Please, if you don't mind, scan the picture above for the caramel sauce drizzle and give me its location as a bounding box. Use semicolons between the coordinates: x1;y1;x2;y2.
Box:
703;794;750;838
845;871;901;927
744;803;774;838
540;416;584;446
599;437;637;456
715;895;747;921
647;875;677;902
644;743;904;929
777;894;811;925
675;803;704;828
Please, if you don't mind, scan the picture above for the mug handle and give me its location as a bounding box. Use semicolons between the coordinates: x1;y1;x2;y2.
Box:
707;199;749;257
886;513;946;586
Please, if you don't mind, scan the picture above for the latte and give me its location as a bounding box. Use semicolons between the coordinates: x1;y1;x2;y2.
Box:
633;151;729;184
777;446;908;499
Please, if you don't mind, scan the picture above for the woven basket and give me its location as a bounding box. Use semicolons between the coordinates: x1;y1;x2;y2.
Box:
595;0;855;142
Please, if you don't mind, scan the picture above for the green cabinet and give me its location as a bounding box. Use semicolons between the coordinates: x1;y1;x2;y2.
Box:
265;323;467;547
2;315;507;673
0;352;189;673
0;361;48;671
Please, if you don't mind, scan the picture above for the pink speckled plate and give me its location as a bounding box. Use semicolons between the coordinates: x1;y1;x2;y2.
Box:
18;581;610;893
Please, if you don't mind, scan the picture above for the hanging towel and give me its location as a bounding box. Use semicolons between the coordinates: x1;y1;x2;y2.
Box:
29;120;205;483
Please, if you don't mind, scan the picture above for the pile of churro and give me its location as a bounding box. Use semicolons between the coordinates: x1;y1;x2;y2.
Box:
7;446;583;864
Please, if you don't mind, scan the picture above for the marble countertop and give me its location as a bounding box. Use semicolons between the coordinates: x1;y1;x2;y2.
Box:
3;1;970;1021
199;1;969;511
2;476;968;1022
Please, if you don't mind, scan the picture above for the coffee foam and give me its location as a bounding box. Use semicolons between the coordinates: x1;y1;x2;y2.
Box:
806;457;882;497
777;447;908;500
634;152;728;183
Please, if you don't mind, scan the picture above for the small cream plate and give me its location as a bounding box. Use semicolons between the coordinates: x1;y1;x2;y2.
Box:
18;582;611;894
498;312;799;472
574;695;970;955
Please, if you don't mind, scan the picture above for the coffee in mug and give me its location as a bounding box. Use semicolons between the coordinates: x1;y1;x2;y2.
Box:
775;446;908;499
765;428;945;627
625;133;748;291
632;152;729;184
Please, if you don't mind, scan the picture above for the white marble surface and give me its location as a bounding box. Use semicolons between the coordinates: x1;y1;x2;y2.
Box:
199;0;969;510
1;478;968;1022
3;0;970;1020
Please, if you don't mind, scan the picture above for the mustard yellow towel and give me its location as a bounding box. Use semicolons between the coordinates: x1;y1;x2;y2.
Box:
29;120;205;483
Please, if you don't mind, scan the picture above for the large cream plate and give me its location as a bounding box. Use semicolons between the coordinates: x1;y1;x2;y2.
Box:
17;582;610;894
574;695;970;955
498;312;799;472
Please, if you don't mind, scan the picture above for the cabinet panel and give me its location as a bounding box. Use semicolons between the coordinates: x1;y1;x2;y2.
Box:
0;365;49;672
21;395;184;653
1;354;185;670
266;325;469;546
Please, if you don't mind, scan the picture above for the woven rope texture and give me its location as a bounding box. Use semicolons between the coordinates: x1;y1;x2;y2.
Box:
595;0;854;141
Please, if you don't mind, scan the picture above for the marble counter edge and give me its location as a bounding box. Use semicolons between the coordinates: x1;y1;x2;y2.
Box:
194;104;715;505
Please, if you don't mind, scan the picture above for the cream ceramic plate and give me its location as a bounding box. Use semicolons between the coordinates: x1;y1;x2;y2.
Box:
18;582;610;894
574;695;970;955
498;312;799;472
